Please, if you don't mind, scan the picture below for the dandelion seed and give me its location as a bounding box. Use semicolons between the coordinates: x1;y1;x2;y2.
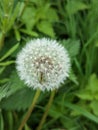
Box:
16;38;71;91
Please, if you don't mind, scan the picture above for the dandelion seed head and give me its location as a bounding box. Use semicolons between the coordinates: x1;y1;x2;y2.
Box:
16;38;71;91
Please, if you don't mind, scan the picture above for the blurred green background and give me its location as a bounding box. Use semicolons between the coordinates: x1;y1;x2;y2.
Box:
0;0;98;130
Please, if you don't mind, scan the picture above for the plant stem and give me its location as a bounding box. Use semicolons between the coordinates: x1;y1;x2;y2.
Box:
0;32;5;51
36;90;55;130
18;89;41;130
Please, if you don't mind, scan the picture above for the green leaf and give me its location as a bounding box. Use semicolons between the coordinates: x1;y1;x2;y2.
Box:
87;74;98;93
7;2;20;32
77;74;98;100
20;29;39;37
64;101;98;123
0;71;25;101
0;78;9;83
76;90;93;100
0;61;15;66
0;113;4;130
0;71;38;111
24;124;31;130
0;43;19;61
45;8;59;22
69;69;79;85
37;20;55;37
6;111;13;130
49;104;62;119
0;85;9;101
0;87;35;111
60;116;80;130
90;100;98;116
66;0;89;15
0;67;5;75
5;72;25;97
94;92;98;100
21;6;36;30
14;27;21;41
61;39;80;57
74;58;83;76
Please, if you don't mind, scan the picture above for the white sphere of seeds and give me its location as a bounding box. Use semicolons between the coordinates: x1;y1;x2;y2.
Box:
16;38;70;91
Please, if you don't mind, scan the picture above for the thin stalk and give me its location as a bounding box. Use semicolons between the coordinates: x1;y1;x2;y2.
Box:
36;90;55;130
18;89;41;130
0;32;5;51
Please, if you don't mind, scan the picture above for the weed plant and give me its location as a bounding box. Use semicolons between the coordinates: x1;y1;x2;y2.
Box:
0;0;98;130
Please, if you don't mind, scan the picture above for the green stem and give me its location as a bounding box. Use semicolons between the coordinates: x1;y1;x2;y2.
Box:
0;32;5;51
18;89;41;130
36;90;55;130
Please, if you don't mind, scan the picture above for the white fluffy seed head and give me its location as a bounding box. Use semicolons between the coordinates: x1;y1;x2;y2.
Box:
16;38;71;91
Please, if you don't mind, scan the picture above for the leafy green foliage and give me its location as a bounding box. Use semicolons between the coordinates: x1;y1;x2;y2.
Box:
21;1;58;37
90;101;98;116
76;74;98;116
0;112;4;130
77;74;98;100
63;101;98;124
69;69;79;85
21;6;36;30
0;0;98;129
0;84;9;101
66;0;89;15
0;43;19;61
0;87;35;111
37;20;55;37
0;71;25;101
0;0;20;33
61;39;80;58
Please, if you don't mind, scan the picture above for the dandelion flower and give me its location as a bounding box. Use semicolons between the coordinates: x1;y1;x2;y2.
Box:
16;38;70;91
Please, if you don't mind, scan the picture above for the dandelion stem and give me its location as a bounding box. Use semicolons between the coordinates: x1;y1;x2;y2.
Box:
18;89;41;130
36;90;55;130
